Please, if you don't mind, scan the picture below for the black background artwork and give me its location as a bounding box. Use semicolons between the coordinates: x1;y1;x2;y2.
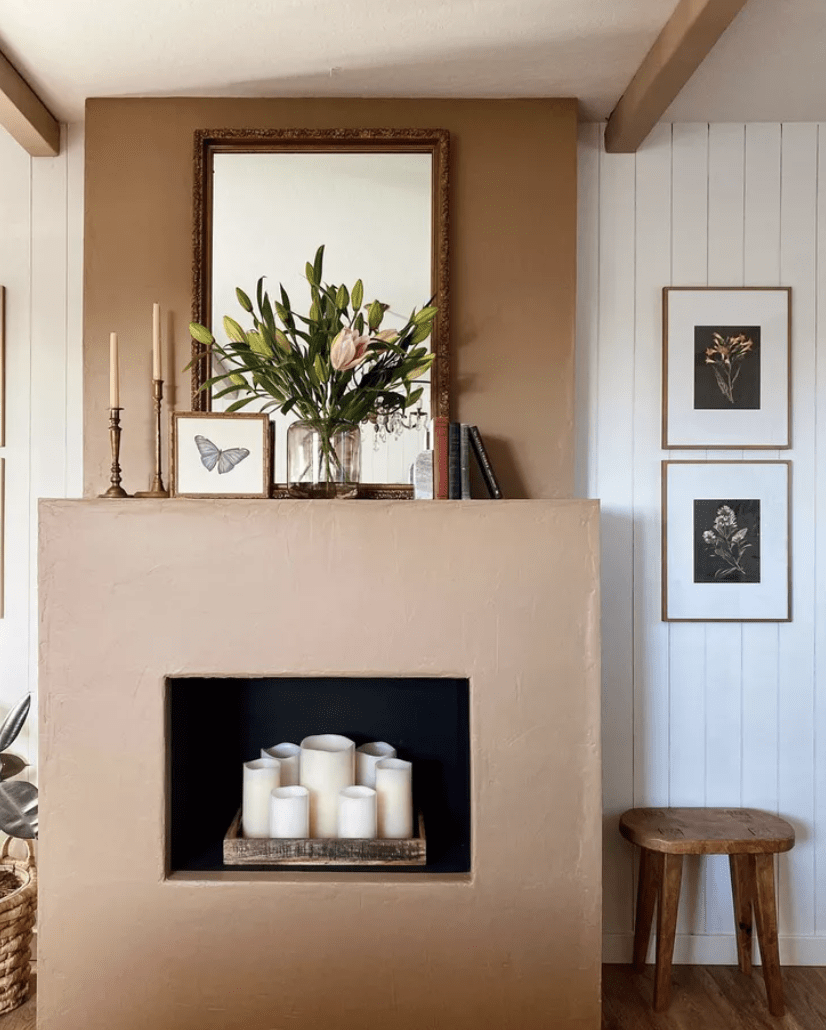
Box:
694;499;761;584
694;325;761;410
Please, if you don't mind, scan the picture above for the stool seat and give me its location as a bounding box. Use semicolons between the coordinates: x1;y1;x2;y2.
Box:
620;807;795;855
620;806;795;1018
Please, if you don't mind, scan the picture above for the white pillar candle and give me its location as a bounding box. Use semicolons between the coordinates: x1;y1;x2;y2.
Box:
261;742;301;785
375;758;413;839
109;332;120;408
242;757;280;838
299;734;355;838
269;785;310;839
356;741;397;788
152;302;162;379
338;786;377;839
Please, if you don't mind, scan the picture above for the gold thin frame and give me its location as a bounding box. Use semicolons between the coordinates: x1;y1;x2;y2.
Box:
662;286;792;449
170;411;273;499
191;127;450;498
661;459;792;623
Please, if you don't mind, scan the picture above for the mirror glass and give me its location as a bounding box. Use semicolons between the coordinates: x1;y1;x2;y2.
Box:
192;130;449;495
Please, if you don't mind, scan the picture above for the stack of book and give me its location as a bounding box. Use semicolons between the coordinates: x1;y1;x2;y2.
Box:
429;418;502;500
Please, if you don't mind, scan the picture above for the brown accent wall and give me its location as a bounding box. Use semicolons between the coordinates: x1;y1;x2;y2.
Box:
83;98;578;498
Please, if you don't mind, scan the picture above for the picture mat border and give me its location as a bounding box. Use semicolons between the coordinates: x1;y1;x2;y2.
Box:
662;286;791;449
170;411;272;498
662;460;791;622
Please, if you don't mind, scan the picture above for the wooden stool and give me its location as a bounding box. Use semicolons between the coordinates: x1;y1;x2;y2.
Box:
619;808;795;1016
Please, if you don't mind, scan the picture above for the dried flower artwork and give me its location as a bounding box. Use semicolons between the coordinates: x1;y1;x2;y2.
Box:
704;333;756;404
693;499;761;585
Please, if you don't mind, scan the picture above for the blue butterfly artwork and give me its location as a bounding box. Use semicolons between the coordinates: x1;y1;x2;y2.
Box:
194;435;250;474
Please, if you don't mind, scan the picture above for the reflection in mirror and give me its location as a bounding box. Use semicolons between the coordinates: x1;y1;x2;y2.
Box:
192;129;449;496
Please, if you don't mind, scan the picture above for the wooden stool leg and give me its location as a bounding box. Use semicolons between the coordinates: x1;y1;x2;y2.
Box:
729;854;755;974
633;848;659;972
753;853;785;1017
653;853;683;1013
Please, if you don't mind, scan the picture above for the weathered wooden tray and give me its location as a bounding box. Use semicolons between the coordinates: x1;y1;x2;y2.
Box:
223;810;426;866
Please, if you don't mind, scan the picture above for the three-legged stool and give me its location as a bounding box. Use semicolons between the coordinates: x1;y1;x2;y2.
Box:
619;807;795;1016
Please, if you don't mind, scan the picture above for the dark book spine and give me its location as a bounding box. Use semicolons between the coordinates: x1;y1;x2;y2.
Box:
432;417;449;499
459;424;472;499
468;425;503;499
448;421;461;499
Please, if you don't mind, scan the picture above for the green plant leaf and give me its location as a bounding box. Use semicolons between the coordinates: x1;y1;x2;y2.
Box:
405;386;424;408
313;245;325;286
309;301;321;322
410;322;434;346
247;331;272;357
225;396;257;412
189;322;214;346
412;305;438;325
0;780;37;839
236;288;253;313
223;316;246;344
305;261;317;286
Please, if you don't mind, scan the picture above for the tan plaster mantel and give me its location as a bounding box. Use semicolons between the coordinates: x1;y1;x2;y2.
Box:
38;498;601;1030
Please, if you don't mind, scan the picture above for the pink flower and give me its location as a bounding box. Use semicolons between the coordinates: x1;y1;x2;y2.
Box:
330;328;371;371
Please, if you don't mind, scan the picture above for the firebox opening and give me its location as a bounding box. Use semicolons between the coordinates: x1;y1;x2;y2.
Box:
167;676;471;874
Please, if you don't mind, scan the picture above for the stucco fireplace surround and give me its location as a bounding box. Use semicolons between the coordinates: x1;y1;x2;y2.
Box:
38;498;601;1030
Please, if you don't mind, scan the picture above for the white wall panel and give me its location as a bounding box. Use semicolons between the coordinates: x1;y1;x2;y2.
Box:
579;122;826;963
0;124;84;785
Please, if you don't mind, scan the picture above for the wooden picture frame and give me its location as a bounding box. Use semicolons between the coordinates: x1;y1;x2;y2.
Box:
662;461;791;622
663;287;791;448
170;412;272;498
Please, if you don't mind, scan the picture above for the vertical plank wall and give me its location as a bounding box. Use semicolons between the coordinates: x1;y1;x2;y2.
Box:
0;124;84;788
577;122;826;964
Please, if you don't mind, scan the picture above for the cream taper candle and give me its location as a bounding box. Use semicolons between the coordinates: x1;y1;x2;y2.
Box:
261;742;300;786
356;741;396;788
338;785;377;839
269;785;309;838
375;757;413;839
242;757;280;838
109;332;120;408
152;303;162;379
299;734;355;838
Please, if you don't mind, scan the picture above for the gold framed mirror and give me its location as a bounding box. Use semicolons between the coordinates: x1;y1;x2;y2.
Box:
191;127;449;497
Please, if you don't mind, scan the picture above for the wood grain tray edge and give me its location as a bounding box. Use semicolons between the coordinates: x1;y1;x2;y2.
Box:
223;809;427;866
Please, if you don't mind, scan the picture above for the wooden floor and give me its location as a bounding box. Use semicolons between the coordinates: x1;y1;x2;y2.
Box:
2;967;824;1027
603;964;826;1029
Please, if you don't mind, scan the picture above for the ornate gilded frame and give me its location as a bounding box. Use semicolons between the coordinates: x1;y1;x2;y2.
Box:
191;128;450;498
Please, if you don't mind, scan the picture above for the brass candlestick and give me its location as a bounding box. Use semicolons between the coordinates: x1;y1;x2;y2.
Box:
134;379;169;498
100;407;130;498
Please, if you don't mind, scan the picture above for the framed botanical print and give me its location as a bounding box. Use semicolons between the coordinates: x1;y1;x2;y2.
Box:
662;461;791;622
170;412;272;498
663;287;791;448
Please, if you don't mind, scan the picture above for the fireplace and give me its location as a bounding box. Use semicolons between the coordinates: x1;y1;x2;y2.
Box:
39;498;601;1030
169;675;471;873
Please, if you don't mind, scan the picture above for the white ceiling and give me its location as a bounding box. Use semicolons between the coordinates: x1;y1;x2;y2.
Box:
0;0;822;126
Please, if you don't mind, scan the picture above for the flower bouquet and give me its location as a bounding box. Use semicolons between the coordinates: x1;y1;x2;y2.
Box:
190;246;436;497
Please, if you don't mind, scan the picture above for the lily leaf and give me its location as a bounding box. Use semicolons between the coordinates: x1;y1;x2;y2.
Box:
0;695;30;754
189;323;214;346
313;244;325;286
410;322;434;346
305;261;317;286
412;305;438;325
236;287;253;313
0;781;37;839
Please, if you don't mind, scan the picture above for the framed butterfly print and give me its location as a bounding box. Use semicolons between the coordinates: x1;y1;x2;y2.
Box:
170;412;272;498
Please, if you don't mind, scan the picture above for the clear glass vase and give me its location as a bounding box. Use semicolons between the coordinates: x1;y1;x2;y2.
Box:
286;419;361;499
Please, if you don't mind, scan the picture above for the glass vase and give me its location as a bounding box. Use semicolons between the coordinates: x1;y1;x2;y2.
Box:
286;419;361;499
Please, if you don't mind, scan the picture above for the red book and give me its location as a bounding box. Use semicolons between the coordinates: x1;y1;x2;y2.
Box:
432;417;449;499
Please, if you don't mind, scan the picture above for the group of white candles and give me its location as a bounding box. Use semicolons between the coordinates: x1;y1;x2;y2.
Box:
109;302;163;408
241;734;414;841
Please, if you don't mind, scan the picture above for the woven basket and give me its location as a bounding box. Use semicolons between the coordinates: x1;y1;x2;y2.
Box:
0;839;36;1014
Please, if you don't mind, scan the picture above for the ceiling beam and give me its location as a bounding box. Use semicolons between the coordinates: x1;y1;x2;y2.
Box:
0;48;60;156
604;0;750;153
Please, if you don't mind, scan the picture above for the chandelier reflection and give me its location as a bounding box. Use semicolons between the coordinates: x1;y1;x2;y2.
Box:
365;405;429;449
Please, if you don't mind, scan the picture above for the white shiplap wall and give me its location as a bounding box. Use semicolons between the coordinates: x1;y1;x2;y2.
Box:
0;124;84;785
578;121;826;964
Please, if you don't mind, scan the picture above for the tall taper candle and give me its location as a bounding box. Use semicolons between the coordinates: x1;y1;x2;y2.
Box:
242;757;280;838
375;758;413;839
109;332;119;408
152;303;161;379
262;742;300;786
